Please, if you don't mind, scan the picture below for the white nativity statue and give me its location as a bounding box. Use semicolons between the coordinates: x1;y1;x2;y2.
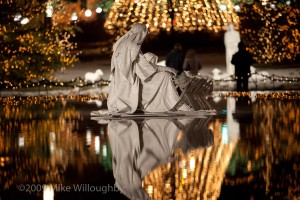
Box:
84;69;104;84
107;23;190;114
224;24;240;76
92;23;214;116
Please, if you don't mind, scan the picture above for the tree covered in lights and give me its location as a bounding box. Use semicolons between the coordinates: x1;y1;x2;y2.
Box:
237;0;300;64
104;0;239;38
0;0;78;87
95;0;115;17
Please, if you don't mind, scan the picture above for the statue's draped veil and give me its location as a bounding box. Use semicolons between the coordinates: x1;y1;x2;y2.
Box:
111;23;148;83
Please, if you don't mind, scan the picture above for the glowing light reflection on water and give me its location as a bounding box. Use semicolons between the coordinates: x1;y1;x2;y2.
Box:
0;93;299;200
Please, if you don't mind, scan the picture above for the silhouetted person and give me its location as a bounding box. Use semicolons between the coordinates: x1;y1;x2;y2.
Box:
231;42;253;92
182;48;202;75
165;43;184;74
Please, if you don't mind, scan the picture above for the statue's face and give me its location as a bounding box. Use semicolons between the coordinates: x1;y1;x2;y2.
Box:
130;23;147;33
227;24;234;31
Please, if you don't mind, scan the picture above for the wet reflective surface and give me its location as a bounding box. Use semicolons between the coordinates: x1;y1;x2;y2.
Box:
0;92;299;200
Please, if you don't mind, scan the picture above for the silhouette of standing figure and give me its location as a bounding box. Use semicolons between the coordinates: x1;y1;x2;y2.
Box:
182;48;202;75
224;24;240;76
231;42;253;92
165;43;184;74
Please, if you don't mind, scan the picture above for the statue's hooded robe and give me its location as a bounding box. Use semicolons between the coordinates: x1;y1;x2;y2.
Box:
107;23;156;114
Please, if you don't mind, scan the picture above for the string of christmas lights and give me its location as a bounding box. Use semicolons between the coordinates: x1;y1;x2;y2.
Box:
0;77;109;90
214;72;300;82
0;94;108;106
0;70;299;91
0;91;299;109
212;91;300;100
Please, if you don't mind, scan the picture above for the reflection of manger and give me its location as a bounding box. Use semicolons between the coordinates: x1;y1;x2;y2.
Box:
142;118;237;200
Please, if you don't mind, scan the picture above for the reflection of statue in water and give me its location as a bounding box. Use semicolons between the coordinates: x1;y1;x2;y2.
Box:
224;24;240;75
108;119;180;200
177;117;214;154
107;117;214;200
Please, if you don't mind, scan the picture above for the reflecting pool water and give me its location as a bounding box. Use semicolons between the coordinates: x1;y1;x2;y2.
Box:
0;92;299;200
